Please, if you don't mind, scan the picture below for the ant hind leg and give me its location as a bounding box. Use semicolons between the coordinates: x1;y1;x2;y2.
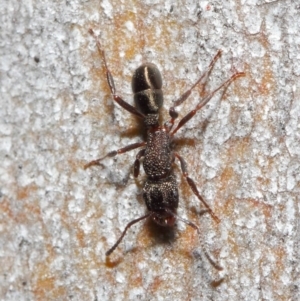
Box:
171;72;245;136
89;29;145;119
168;50;222;128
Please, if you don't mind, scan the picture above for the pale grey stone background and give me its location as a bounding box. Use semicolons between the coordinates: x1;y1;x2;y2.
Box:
1;0;299;300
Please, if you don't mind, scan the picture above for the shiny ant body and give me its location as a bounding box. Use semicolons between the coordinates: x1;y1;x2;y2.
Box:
85;29;244;268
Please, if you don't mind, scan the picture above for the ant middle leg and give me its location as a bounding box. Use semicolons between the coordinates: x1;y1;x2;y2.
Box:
168;50;222;127
174;153;220;223
84;141;146;169
89;29;145;119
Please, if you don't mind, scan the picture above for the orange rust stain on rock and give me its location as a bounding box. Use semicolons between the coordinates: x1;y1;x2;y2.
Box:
0;198;14;220
268;245;286;285
218;137;250;197
274;246;285;266
32;261;67;299
89;63;109;94
109;11;139;63
168;227;196;280
256;174;270;188
2;184;41;223
180;226;198;253
239;55;272;130
136;219;160;251
257;56;275;96
33;275;56;296
148;275;163;292
23;201;42;220
17;184;37;200
75;226;86;248
219;166;235;189
228;229;240;256
247;198;272;220
130;272;143;288
231;136;251;160
258;70;273;95
261;203;272;220
107;8;179;66
149;19;179;56
222;196;235;217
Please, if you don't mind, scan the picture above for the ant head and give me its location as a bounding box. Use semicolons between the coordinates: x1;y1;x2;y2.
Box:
132;63;163;116
152;211;176;227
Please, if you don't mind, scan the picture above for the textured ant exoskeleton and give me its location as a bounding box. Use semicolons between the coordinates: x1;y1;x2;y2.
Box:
85;29;244;269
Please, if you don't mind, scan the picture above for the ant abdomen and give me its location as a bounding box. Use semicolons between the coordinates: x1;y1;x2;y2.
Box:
132;63;164;115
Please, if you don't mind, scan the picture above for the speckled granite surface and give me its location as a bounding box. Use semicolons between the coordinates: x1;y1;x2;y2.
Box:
1;0;299;300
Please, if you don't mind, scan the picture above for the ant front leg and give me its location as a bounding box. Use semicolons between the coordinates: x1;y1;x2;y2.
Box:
106;212;153;256
168;50;222;129
84;142;145;169
89;29;145;119
175;153;220;223
166;209;223;270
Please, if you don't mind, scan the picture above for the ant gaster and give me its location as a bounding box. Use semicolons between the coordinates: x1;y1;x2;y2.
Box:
85;29;244;268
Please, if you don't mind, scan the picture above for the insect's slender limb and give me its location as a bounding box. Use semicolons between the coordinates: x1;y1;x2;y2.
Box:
175;153;220;223
89;29;145;119
166;209;223;271
168;50;222;129
134;149;146;177
84;141;146;169
171;72;245;136
106;212;153;256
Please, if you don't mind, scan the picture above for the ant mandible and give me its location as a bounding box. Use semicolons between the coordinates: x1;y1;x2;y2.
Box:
85;29;244;268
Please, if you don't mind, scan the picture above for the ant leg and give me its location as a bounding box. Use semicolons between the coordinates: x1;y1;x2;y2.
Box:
171;72;245;136
166;209;223;270
168;50;222;128
84;141;146;169
175;153;220;223
134;149;145;177
106;212;153;256
89;29;145;119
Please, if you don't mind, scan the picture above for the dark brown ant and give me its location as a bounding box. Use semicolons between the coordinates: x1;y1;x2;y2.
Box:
85;29;244;269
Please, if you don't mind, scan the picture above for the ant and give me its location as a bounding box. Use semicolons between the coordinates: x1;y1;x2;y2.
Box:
85;29;244;269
